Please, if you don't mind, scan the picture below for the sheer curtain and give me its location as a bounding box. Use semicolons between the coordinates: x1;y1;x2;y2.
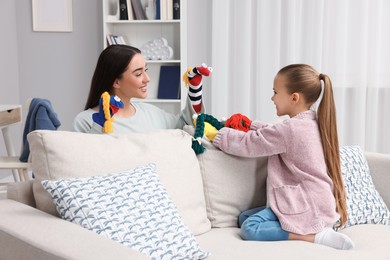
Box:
209;0;390;154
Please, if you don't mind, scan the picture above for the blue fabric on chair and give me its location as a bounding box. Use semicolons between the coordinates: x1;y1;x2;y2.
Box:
19;98;61;162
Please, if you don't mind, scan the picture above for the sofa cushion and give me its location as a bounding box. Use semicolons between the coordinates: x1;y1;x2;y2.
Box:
184;126;268;228
196;225;390;259
0;199;149;260
339;146;390;229
41;163;209;259
28;129;211;235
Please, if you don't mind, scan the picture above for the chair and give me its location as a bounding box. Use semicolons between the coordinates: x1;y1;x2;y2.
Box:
0;100;33;184
0;157;31;182
0;98;61;185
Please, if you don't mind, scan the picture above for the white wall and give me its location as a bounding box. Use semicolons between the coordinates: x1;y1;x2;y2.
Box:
0;0;23;181
0;0;211;181
187;0;213;110
1;0;102;133
15;0;103;130
0;0;104;181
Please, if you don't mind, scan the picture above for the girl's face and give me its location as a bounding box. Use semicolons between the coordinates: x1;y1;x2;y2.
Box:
271;74;295;117
113;53;150;101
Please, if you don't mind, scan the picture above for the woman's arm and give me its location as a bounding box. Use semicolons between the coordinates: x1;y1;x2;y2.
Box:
175;96;205;129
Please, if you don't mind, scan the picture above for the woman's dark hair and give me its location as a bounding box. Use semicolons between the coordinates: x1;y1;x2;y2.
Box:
84;45;141;110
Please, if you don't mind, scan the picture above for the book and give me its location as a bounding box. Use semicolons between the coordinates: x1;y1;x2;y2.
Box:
107;35;128;45
155;0;161;19
131;0;147;20
115;35;127;45
111;35;119;44
157;65;181;99
106;35;113;45
145;0;156;20
160;0;167;20
173;0;180;19
126;0;134;20
119;0;129;20
167;0;173;20
120;36;128;44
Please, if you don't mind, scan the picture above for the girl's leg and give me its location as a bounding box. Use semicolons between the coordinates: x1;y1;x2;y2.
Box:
240;208;354;250
313;228;355;250
238;206;266;227
289;229;354;250
240;207;289;241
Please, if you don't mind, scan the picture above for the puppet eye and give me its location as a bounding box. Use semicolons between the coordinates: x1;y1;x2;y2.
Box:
114;96;121;102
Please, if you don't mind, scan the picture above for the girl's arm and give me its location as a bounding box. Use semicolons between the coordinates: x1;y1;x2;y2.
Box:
213;124;286;158
250;120;272;131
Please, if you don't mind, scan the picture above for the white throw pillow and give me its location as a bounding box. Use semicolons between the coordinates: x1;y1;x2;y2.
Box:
338;146;390;229
41;163;209;260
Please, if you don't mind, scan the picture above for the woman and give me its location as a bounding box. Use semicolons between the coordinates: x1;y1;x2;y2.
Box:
74;44;211;133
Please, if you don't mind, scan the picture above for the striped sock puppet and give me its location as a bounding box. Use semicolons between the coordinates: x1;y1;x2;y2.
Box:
183;63;213;113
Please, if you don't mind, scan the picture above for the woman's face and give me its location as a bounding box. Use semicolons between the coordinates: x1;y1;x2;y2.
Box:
113;53;150;101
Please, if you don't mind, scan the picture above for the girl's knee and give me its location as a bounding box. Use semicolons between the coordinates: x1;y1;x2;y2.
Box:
240;225;253;241
240;220;258;241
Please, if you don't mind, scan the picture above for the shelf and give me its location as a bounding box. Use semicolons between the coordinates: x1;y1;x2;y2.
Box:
106;20;180;24
102;0;187;112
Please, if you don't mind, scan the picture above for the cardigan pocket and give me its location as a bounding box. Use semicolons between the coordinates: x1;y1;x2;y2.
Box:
274;184;310;215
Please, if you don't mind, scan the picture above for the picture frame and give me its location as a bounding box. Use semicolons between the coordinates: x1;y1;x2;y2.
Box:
32;0;73;32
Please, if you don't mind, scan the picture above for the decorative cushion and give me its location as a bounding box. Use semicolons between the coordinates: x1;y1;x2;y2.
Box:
183;126;268;228
42;163;209;259
339;146;390;229
28;130;211;235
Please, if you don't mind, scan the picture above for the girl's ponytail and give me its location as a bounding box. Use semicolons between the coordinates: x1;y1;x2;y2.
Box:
317;74;347;228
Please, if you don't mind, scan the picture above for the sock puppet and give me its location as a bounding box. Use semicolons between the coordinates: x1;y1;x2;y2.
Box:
183;63;213;113
92;92;124;133
192;113;225;154
224;113;252;132
192;113;252;154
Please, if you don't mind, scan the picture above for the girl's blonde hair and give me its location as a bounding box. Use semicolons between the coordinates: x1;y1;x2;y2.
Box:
278;64;347;228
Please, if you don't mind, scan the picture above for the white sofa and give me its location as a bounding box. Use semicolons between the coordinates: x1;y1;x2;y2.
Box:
1;129;390;260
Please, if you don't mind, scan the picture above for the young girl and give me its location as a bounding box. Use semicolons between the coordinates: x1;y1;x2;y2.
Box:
212;64;354;250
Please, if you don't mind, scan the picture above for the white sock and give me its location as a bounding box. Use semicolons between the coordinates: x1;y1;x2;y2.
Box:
314;228;355;250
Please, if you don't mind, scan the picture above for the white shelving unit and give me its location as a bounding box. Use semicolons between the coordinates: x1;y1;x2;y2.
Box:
102;0;187;114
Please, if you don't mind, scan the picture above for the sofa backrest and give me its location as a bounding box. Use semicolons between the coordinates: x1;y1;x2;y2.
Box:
365;152;390;207
27;129;211;235
197;141;268;227
10;129;390;232
183;126;268;227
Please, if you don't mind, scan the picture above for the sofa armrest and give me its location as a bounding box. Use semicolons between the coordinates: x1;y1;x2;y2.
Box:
365;152;390;208
7;180;36;207
0;199;148;260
